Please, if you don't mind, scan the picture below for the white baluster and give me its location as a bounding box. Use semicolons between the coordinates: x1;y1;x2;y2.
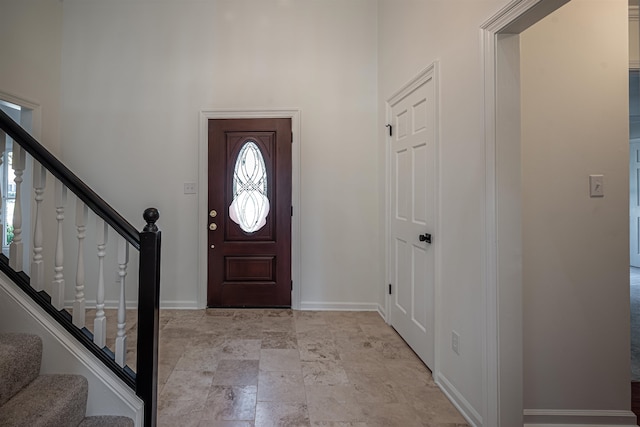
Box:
73;200;88;328
115;237;129;367
9;144;25;271
30;164;46;291
51;180;67;310
93;218;108;348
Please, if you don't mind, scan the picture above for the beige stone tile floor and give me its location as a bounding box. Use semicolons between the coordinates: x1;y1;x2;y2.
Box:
79;308;469;427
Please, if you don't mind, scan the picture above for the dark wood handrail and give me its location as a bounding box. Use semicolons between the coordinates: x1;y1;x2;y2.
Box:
0;109;140;249
0;110;160;426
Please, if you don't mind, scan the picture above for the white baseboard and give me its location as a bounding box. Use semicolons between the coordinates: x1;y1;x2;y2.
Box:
434;371;482;427
64;299;200;310
67;299;376;311
525;425;637;427
0;274;143;426
299;301;381;311
159;300;199;309
376;303;386;319
524;409;637;427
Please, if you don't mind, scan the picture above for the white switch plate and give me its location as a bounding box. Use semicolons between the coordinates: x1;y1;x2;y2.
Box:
184;182;197;194
589;175;604;197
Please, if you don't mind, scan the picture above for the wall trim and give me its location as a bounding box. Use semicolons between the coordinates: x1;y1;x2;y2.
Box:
0;91;41;140
631;5;639;70
299;301;380;312
481;1;569;426
0;273;143;425
159;300;199;310
198;109;302;310
525;425;637;427
63;300;199;310
523;408;637;427
435;372;483;427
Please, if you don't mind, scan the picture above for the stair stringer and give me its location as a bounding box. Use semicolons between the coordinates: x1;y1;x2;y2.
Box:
0;271;143;426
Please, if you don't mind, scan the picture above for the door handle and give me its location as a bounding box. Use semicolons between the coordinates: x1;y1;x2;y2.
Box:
419;233;432;244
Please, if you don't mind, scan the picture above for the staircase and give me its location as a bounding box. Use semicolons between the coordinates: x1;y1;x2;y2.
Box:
0;333;134;426
0;108;161;426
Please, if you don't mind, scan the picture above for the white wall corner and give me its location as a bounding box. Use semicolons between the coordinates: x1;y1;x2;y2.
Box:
376;303;386;320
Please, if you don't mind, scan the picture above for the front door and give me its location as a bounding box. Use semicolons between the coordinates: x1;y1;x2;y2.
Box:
388;69;437;369
208;118;292;307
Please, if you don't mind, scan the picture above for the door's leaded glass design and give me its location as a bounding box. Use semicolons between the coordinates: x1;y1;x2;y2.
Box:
229;141;270;233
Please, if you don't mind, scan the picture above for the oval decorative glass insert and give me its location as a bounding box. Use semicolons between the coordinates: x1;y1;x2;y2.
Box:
229;141;270;233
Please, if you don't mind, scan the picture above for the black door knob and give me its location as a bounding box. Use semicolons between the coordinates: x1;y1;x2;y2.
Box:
419;233;432;244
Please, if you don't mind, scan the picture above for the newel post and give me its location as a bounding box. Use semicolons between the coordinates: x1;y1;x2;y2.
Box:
136;208;160;427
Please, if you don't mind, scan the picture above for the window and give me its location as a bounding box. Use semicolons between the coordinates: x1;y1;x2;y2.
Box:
0;101;20;253
2;142;16;249
229;141;269;233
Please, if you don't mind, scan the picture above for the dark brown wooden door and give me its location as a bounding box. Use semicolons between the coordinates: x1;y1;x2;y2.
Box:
207;118;292;307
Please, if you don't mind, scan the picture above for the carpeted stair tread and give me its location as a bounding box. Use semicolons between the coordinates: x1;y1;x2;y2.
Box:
0;373;88;427
0;332;42;406
79;416;135;427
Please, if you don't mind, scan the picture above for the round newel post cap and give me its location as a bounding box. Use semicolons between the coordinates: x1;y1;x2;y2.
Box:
143;207;159;232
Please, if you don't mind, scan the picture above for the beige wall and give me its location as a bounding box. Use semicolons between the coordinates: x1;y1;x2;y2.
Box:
0;0;63;154
379;0;632;424
521;0;630;414
59;0;379;308
0;0;64;288
378;0;509;421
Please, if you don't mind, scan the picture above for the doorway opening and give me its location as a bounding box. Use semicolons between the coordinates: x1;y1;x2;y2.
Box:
483;1;572;425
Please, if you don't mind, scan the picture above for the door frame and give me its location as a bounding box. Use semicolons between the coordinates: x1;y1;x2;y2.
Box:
481;1;570;425
198;109;301;309
384;62;441;375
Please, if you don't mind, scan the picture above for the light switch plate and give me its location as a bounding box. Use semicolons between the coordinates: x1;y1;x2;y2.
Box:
589;175;604;197
184;182;197;194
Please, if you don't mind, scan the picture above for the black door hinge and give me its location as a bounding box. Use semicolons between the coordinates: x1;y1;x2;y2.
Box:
385;124;392;137
291;132;293;143
291;280;293;291
291;206;293;216
388;284;392;295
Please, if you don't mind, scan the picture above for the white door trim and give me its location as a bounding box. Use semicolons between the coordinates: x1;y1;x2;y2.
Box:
0;91;41;140
384;61;440;374
481;1;570;425
198;109;302;310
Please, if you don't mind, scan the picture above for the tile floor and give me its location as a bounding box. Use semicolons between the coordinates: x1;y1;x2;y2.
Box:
86;308;468;426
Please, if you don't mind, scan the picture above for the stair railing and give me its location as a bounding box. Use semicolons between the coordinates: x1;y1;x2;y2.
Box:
0;109;160;427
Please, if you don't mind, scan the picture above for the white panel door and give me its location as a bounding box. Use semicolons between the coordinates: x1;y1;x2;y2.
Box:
631;140;640;267
388;68;436;369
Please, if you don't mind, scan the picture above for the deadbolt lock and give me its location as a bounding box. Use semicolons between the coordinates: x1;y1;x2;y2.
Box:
209;223;217;231
210;210;217;218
